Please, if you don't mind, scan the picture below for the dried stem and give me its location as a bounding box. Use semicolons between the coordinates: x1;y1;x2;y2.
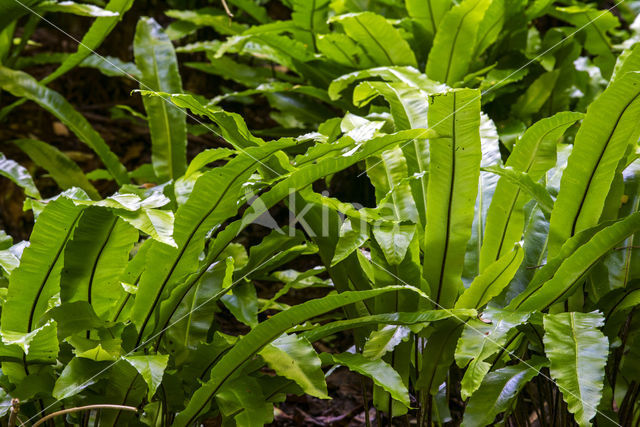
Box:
221;0;234;18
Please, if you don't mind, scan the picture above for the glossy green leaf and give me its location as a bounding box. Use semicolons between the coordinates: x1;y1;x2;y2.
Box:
474;0;505;56
226;0;269;23
367;147;418;222
48;301;108;339
184;148;234;177
13;138;99;200
216;376;274;426
291;0;330;49
132;140;295;342
70;192;176;247
455;309;529;399
260;333;328;399
301;309;476;342
426;0;492;84
240;130;432;230
165;8;247;35
463;113;501;283
352;81;430;130
61;208;138;319
512;70;560;119
123;354;169;400
328;66;444;100
0;320;58;358
548;73;640;256
406;0;453;38
0;152;39;198
417;320;462;395
423;89;481;308
363;325;411;359
52;357;108;400
43;0;134;84
1;197;83;336
35;1;118;17
509;213;640;311
480;112;583;270
372;223;416;266
456;244;523;309
329;12;417;67
543;312;609;427
331;218;369;266
316;33;375;68
221;281;258;327
482;166;555;214
134;17;187;181
462;357;548;427
164;258;234;356
553;5;618;78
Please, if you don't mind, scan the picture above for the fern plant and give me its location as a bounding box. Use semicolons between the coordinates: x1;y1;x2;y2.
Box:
1;1;640;426
171;0;623;134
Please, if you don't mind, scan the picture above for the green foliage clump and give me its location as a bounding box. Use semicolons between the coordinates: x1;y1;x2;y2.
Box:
0;0;639;426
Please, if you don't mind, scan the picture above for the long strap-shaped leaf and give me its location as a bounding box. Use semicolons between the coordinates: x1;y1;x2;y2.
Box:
543;312;609;427
134;17;187;181
329;12;417;67
328;66;444;101
131;140;295;343
352;81;429;130
0;66;129;185
508;212;640;312
463;113;500;282
43;0;134;83
423;89;481;308
406;0;453;39
425;0;492;85
291;0;330;50
173;286;425;426
137;92;270;151
548;73;640;256
462;357;548;427
456;244;523;309
61;208;138;320
473;0;505;56
149;130;431;343
14;138;99;200
301;309;475;342
480;112;583;270
351;81;432;225
1;197;83;334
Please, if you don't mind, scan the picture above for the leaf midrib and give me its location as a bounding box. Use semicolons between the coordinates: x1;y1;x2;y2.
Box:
443;0;483;83
493;125;561;260
149;37;175;179
569;90;640;237
87;217;118;306
27;210;82;332
135;151;277;343
353;15;394;65
436;92;456;305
